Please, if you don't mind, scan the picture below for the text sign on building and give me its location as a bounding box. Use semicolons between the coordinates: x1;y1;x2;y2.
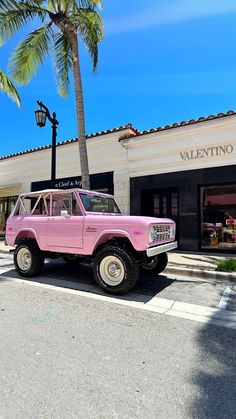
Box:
55;178;82;188
180;144;233;160
31;172;114;194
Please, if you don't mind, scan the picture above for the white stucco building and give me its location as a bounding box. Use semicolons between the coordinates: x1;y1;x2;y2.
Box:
1;110;236;253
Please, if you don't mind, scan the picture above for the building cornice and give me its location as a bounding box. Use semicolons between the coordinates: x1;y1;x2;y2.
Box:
0;124;134;162
119;110;236;142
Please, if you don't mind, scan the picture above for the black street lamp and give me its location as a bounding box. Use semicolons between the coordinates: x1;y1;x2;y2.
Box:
35;100;59;188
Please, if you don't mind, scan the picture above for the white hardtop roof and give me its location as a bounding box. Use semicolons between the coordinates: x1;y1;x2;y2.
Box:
18;188;114;199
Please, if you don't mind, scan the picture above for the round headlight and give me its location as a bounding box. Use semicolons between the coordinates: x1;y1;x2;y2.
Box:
148;226;156;242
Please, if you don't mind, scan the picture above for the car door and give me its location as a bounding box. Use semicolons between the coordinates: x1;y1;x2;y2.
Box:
46;192;84;249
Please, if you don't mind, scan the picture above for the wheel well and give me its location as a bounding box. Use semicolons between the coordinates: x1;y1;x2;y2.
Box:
15;231;37;245
93;236;138;257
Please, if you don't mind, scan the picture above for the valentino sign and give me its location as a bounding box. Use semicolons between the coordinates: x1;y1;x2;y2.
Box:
180;144;234;160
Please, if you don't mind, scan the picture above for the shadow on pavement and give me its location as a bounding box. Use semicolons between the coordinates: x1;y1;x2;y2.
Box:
189;311;236;418
0;259;176;303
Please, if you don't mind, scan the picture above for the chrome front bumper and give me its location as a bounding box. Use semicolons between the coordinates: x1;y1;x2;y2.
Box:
146;241;178;257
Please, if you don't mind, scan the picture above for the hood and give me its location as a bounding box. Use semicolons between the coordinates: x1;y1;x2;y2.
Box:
85;214;174;227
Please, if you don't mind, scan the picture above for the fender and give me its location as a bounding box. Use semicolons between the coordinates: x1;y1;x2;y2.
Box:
92;229;137;253
15;228;41;248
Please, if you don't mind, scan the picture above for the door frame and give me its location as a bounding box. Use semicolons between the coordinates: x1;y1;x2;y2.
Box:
141;187;179;241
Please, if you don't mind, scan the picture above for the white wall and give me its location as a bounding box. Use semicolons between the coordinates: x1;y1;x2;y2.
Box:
1;116;236;215
121;116;236;178
0;128;131;214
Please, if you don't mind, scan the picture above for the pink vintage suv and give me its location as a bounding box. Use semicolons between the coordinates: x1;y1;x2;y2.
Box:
6;188;177;294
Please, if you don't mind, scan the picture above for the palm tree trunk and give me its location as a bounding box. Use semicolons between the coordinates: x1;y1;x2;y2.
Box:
69;33;90;190
48;12;90;190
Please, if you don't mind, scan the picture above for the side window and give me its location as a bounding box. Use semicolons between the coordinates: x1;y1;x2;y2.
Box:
52;192;82;216
45;199;50;215
31;197;47;215
52;195;68;216
14;200;26;216
13;195;50;216
72;193;82;216
51;193;81;216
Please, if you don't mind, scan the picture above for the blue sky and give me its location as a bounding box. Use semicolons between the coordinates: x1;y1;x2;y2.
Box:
1;0;236;156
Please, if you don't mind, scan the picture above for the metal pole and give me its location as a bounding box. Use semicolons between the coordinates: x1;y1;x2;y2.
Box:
51;112;57;188
36;101;59;189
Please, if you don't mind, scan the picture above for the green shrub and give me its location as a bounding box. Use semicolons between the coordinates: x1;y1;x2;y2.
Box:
216;258;236;272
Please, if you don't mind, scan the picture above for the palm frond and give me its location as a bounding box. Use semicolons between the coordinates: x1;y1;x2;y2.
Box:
8;24;52;84
60;1;102;14
77;0;102;9
47;1;59;12
89;0;102;9
72;7;103;71
0;0;47;45
0;69;21;108
53;31;72;97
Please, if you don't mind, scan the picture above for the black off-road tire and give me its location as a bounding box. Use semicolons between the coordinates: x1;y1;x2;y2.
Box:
14;239;44;277
63;254;85;267
93;246;139;294
141;252;168;275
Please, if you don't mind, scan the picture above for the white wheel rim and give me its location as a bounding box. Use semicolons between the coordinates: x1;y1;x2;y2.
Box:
99;256;125;286
17;248;32;271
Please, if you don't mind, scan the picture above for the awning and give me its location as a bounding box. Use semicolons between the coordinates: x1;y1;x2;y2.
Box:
0;184;21;198
204;194;236;206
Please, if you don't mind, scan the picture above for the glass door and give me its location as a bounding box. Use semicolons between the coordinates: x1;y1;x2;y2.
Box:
153;189;178;221
141;188;179;239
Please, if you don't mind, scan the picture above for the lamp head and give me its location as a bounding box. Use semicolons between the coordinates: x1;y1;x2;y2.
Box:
35;109;47;127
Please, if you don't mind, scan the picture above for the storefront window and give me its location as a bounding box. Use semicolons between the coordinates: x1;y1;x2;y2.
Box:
201;184;236;249
0;196;18;236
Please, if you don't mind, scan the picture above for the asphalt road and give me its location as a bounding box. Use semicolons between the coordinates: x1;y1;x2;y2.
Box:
0;252;235;310
0;253;236;418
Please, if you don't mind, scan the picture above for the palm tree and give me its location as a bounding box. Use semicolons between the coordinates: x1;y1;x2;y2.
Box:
0;69;21;108
0;0;103;189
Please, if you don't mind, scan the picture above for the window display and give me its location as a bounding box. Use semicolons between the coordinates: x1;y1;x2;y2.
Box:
201;184;236;249
0;196;18;236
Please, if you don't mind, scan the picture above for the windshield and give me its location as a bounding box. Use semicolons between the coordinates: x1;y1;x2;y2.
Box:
79;193;121;214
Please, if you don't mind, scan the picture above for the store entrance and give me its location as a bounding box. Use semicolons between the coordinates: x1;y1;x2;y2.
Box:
0;196;18;236
141;188;179;239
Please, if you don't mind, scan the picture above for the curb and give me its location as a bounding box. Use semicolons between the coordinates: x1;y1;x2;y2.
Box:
0;249;13;255
0;248;236;282
165;266;236;282
3;274;236;330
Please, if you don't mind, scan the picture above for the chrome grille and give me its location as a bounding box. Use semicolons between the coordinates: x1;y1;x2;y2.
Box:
150;224;173;242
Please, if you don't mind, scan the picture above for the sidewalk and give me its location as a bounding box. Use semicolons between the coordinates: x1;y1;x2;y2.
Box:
0;239;14;254
167;251;236;282
168;251;226;272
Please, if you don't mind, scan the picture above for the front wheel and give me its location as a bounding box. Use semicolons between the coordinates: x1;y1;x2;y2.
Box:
14;240;44;277
141;252;168;275
93;246;139;294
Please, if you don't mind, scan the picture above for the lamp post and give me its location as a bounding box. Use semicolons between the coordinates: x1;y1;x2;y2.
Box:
35;100;59;188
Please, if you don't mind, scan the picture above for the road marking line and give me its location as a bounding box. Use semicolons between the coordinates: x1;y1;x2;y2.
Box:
218;284;234;310
1;271;236;329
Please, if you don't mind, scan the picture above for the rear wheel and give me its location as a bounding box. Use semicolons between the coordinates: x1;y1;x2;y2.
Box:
93;246;139;294
14;240;44;277
141;252;168;275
